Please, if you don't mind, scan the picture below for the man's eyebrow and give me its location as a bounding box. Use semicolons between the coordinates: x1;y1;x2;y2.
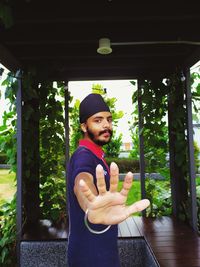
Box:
93;116;104;119
93;115;112;119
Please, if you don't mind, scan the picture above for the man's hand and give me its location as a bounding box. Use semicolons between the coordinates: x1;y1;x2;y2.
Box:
79;162;150;225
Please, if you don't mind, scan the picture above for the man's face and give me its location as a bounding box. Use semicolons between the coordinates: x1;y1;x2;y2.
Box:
81;111;113;146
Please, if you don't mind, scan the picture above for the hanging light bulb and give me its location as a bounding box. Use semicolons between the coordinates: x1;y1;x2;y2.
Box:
97;38;112;55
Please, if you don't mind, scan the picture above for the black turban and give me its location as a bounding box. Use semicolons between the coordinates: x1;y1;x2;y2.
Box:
79;93;110;123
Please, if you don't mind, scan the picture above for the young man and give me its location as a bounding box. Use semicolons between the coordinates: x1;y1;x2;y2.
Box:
67;93;149;267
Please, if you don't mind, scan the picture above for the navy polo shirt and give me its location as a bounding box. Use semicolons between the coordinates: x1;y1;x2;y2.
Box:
67;140;120;267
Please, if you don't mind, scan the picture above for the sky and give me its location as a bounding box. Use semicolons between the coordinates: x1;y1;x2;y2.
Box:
0;64;10;125
68;80;136;142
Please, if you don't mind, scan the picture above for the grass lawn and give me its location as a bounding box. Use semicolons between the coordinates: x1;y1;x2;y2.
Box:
118;180;141;205
0;169;199;205
196;176;200;186
0;169;16;204
118;180;142;216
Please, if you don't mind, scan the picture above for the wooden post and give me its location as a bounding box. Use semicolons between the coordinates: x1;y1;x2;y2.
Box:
168;72;189;220
185;68;198;231
138;79;146;216
16;70;22;267
23;79;40;238
168;87;178;217
64;82;70;218
65;82;70;168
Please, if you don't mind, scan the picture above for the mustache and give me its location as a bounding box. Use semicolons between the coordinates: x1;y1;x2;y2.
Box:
98;129;113;136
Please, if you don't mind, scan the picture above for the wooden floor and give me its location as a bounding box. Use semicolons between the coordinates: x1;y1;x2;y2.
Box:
118;216;200;267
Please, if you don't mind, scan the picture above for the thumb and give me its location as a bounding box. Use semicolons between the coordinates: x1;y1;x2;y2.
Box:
127;199;150;215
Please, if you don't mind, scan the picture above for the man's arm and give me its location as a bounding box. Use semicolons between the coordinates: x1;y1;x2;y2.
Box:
74;172;98;212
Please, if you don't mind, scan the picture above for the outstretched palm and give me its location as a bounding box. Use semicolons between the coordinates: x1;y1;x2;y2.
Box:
79;162;150;225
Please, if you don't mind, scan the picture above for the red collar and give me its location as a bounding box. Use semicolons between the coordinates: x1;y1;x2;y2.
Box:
79;139;105;160
79;139;110;174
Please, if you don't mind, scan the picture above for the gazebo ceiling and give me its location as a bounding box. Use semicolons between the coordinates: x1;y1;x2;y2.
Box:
0;1;200;80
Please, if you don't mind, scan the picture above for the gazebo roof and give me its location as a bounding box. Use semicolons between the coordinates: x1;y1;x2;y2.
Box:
0;1;200;80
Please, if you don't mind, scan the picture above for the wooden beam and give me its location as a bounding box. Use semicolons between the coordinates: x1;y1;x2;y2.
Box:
14;14;200;25
183;47;200;69
0;43;21;71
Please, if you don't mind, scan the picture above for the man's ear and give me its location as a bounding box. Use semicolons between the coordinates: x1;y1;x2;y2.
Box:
81;123;87;133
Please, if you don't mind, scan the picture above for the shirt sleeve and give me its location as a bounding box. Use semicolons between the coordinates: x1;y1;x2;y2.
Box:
69;148;96;186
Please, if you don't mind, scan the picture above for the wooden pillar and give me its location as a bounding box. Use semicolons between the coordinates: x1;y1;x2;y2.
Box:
138;79;146;216
16;70;23;267
64;82;70;217
65;82;70;168
168;73;189;220
185;68;198;231
23;79;40;237
168;94;178;217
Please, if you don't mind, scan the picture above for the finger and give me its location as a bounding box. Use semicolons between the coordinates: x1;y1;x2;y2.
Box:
126;199;150;216
109;162;119;192
79;179;95;202
96;164;107;195
120;172;133;197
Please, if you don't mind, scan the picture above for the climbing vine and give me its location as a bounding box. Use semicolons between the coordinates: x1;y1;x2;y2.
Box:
130;70;200;226
0;72;67;265
167;71;190;222
130;79;169;174
39;81;66;223
130;78;170;217
0;72;17;266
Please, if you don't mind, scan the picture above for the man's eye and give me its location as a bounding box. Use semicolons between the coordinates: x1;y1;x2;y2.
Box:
95;119;101;123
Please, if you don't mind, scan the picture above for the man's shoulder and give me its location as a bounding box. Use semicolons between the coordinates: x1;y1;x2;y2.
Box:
70;146;94;162
73;146;92;156
68;146;97;177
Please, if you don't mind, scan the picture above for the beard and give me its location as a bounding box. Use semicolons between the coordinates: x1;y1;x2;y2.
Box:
86;127;113;146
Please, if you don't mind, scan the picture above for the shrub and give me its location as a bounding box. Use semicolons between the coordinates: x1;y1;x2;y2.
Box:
0;153;7;164
0;197;16;266
106;158;140;173
145;178;172;217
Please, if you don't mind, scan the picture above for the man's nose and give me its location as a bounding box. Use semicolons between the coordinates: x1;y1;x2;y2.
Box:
103;119;110;128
